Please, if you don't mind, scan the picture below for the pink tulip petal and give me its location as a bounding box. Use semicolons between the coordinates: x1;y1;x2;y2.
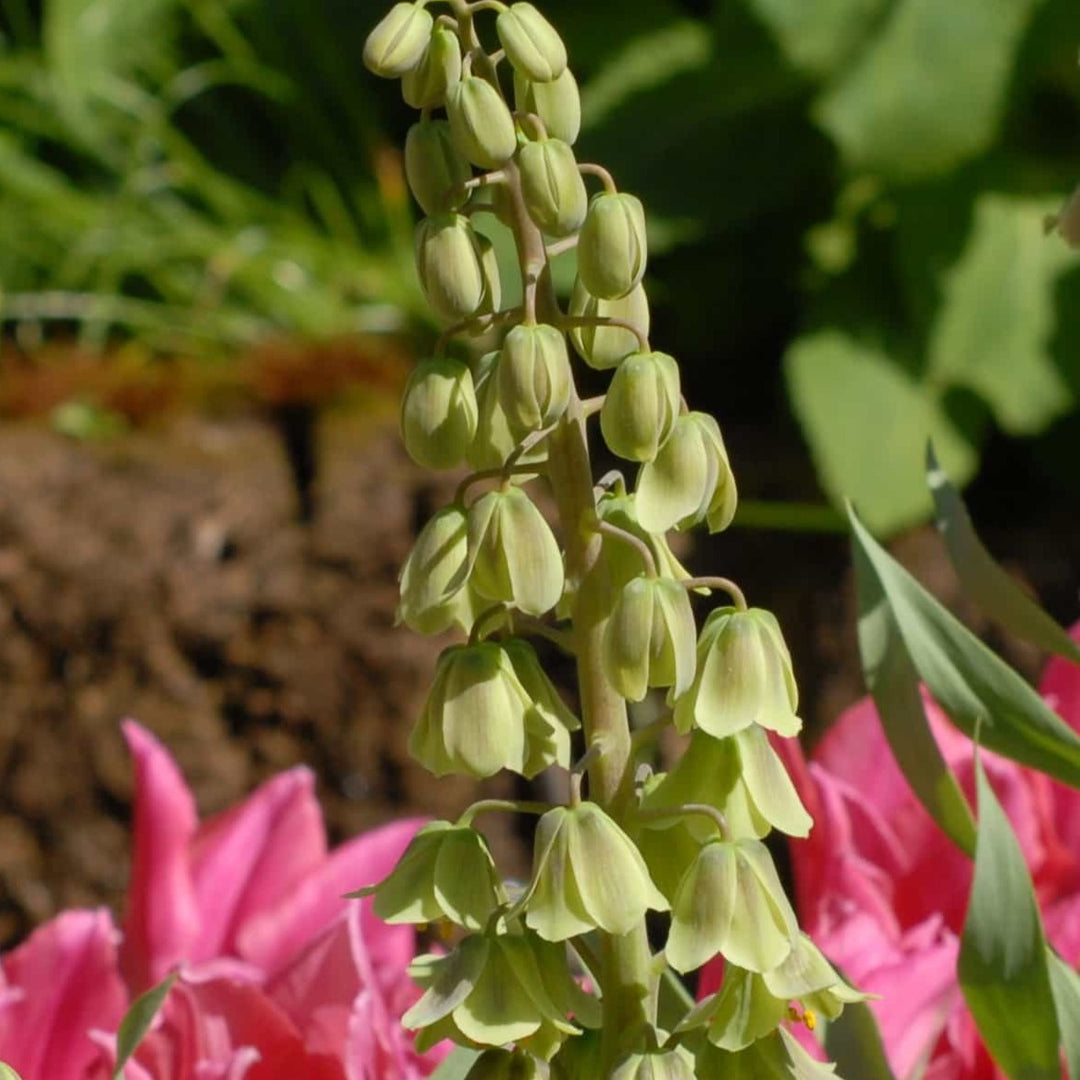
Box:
1038;621;1080;734
0;909;128;1078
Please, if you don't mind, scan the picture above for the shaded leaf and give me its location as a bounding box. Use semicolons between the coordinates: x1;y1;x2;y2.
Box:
958;752;1060;1078
927;444;1080;663
114;972;176;1078
1048;950;1080;1080
429;1046;482;1079
848;505;1080;787
823;1000;898;1080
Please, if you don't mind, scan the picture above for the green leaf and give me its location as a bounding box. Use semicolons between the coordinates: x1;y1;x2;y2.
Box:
429;1046;482;1080
928;195;1076;435
927;444;1080;663
114;972;177;1078
958;751;1060;1078
823;1001;898;1080
848;505;1080;788
852;527;976;853
1048;950;1080;1079
786;330;977;534
816;0;1042;180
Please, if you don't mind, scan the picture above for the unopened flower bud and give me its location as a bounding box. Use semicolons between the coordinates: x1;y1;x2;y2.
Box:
577;192;647;300
353;821;504;930
447;75;518;169
469;351;548;471
498;323;572;436
496;3;567;83
400;357;478;469
514;68;581;145
466;1049;550;1080
1046;182;1080;249
601;351;680;462
568;278;649;370
603;575;696;701
398;503;479;634
666;837;797;974
415;213;497;322
518;138;587;237
402;25;462;108
610;1049;696;1080
673;607;800;739
405;121;471;216
363;2;433;78
468;486;564;616
523;803;668;940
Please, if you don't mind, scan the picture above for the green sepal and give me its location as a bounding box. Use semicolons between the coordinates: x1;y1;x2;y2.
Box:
518;138;587;238
601;351;681;463
405;120;472;216
577;192;648;300
691;1027;844;1078
401;357;478;470
514;68;581;145
363;2;433;78
447;75;518;169
415;213;497;323
403;25;462;109
495;2;567;82
568;278;649;371
497;323;572;436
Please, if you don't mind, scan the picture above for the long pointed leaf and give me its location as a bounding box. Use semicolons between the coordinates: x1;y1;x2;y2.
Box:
114;972;176;1078
848;505;1080;789
1048;950;1080;1079
823;1000;898;1080
926;444;1080;663
958;752;1060;1078
429;1046;481;1079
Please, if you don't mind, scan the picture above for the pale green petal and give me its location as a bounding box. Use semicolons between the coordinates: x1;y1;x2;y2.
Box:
654;577;697;697
635;817;703;901
604;576;656;701
525;809;596;941
370;821;451;923
635;418;710;534
404;934;489;1030
735;726;812;838
433;827;504;929
723;841;797;973
500;936;579;1034
455;938;546;1045
704;966;789;1052
502;489;565;615
666;840;737;973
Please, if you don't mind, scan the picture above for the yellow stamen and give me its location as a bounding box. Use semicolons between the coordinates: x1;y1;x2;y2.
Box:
804;1008;817;1032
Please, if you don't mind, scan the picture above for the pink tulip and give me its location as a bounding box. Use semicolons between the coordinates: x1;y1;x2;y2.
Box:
0;721;445;1079
702;623;1080;1077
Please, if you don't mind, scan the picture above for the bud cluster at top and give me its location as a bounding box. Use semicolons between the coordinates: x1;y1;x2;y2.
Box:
362;3;855;1076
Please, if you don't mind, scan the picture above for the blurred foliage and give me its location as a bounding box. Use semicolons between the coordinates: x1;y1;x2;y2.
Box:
1;0;1079;529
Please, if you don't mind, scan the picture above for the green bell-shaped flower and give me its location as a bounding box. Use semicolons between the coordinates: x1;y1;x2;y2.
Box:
672;607;800;739
497;323;572;436
610;1048;696;1080
400;357;478;469
689;1027;844;1079
518;138;587;238
577;192;647;300
466;1049;550;1080
602;575;696;701
397;503;479;635
641;727;811;840
468;351;549;472
514;68;581;145
600;351;680;462
635;411;736;534
404;927;581;1052
415;213;499;323
405;120;472;216
352;820;504;930
522;803;668;940
764;932;868;1022
402;24;462;108
363;2;433;78
677;965;789;1052
496;3;567;82
468;486;564;616
447;75;518;169
568;278;650;370
665;836;797;974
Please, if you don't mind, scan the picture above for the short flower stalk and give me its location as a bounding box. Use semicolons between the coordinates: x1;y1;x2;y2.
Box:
362;2;859;1072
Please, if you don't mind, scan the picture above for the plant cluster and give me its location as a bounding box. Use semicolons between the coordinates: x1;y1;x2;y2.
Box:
359;3;864;1075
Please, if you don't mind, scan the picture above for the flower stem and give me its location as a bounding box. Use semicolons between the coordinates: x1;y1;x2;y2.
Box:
679;575;748;611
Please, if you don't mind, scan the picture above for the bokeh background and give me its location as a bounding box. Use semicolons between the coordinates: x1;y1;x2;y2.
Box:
0;0;1077;949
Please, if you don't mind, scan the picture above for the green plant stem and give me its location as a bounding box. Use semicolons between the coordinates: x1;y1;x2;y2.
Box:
680;575;747;610
457;798;552;826
597;520;657;578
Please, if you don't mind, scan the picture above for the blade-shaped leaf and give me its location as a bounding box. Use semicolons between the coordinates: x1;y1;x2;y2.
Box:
848;505;1080;789
958;752;1060;1078
823;1000;897;1080
114;972;176;1078
429;1046;482;1079
1048;950;1080;1079
927;444;1080;664
852;534;976;853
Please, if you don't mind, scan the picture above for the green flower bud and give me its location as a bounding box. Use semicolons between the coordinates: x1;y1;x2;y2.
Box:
405;120;472;215
404;927;581;1050
402;25;462;108
601;351;680;462
610;1049;696;1080
447;75;518;169
400;357;478;469
673;607;801;739
468;486;564;616
641;728;811;841
514;68;581;145
497;323;572;436
665;837;797;975
415;213;497;323
469;351;548;472
568;278;650;370
495;3;567;83
602;575;696;701
635;411;736;533
363;2;433;78
522;803;668;940
466;1049;550;1080
577;192;647;300
398;503;480;635
518;138;587;237
353;820;504;930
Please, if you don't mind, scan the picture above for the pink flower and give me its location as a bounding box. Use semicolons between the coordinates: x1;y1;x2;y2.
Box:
0;721;444;1080
749;624;1080;1078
